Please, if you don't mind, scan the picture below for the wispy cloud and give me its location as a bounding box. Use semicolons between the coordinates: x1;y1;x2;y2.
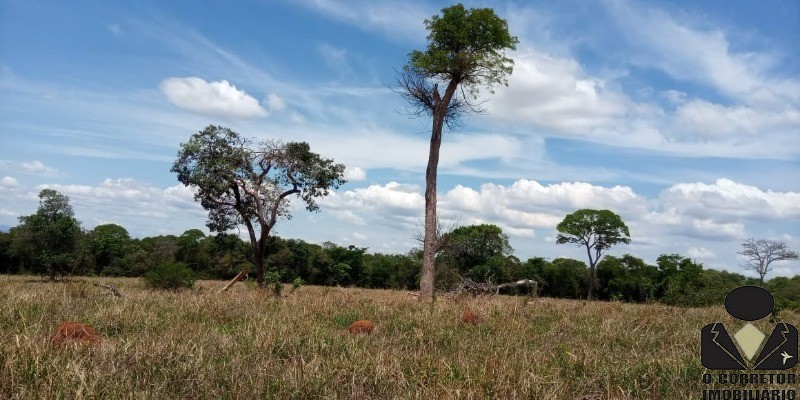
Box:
0;160;57;175
289;0;431;42
603;0;800;105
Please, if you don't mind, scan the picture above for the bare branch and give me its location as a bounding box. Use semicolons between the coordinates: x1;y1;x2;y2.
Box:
738;238;799;282
93;283;123;298
393;67;475;131
412;214;462;253
448;277;538;297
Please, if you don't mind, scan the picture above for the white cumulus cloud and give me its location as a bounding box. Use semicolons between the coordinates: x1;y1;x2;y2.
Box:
343;166;366;181
687;246;716;260
488;49;628;134
160;77;267;119
660;179;800;221
0;176;19;188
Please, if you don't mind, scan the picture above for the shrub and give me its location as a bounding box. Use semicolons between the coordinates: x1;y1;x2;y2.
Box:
291;277;303;293
264;270;282;296
143;262;196;290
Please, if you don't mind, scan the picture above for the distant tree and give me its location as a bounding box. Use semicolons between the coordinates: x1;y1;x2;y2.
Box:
105;235;178;277
176;229;211;272
172;125;346;287
767;276;800;311
548;258;589;299
556;209;631;300
438;224;515;284
205;233;253;280
271;238;315;282
87;223;131;274
654;254;746;307
0;231;16;274
308;242;366;286
363;252;421;290
597;254;658;302
738;238;798;283
397;4;518;301
10;189;82;280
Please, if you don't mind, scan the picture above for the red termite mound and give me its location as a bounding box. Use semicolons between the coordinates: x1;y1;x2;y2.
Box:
50;321;101;347
348;320;374;334
461;309;481;325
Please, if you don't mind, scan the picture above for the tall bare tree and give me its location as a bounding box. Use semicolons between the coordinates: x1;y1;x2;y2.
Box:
738;238;798;283
397;3;517;300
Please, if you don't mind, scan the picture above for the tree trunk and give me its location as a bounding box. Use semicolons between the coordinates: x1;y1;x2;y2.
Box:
586;245;596;301
419;128;442;301
419;80;460;302
254;241;266;288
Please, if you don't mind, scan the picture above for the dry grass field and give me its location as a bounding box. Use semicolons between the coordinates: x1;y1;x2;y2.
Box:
1;275;797;399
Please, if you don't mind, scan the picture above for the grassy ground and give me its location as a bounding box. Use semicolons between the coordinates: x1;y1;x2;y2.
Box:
1;275;797;399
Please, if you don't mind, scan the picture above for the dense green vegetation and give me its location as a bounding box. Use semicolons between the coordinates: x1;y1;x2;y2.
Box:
1;190;798;309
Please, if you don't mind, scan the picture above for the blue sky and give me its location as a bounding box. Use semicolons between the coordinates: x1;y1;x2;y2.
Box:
1;0;799;277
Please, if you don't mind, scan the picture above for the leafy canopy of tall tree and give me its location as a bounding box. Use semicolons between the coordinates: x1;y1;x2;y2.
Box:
87;223;131;273
398;3;518;300
556;209;631;300
10;189;82;280
439;224;513;280
738;238;798;283
172;125;346;286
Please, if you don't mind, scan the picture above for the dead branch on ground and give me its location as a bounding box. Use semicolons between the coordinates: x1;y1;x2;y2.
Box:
218;269;248;293
93;283;123;298
450;277;538;297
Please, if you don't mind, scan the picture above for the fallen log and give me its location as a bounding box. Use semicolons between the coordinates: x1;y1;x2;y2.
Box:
218;269;249;293
93;283;123;298
451;277;538;296
494;279;538;295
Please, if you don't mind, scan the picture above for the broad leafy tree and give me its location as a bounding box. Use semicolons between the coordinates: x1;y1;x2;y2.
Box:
398;4;517;300
657;254;746;307
172;125;346;287
767;276;800;310
556;209;631;300
87;223;131;274
738;238;798;283
439;223;514;283
526;258;588;299
176;229;211;272
596;254;658;302
0;230;17;274
10;189;82;279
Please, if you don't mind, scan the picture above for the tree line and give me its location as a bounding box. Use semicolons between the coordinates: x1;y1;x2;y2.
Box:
1;190;798;310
